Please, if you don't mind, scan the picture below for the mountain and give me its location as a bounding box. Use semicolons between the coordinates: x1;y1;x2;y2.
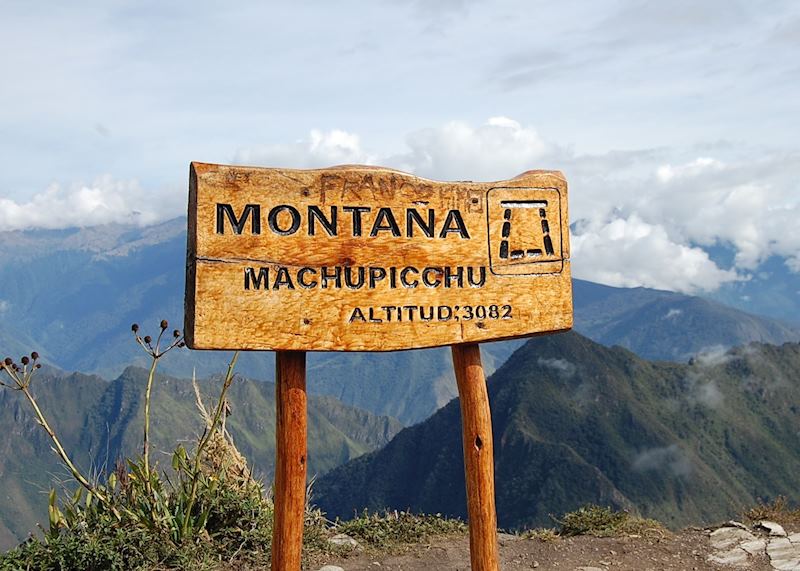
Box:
0;221;797;425
0;366;401;549
573;279;800;362
314;331;800;530
705;247;800;325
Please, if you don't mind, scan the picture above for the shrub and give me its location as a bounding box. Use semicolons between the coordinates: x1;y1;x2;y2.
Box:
743;496;800;526
555;504;666;538
335;510;465;550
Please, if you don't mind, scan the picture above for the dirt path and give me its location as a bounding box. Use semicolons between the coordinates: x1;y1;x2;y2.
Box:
312;529;775;571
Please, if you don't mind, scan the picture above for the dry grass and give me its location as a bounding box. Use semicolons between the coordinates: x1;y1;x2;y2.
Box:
520;505;669;543
742;496;800;527
521;527;560;542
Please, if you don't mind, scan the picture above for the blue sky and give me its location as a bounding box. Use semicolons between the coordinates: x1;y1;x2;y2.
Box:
1;0;798;294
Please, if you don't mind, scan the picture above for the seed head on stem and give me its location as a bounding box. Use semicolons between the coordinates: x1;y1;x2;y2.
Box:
130;318;186;497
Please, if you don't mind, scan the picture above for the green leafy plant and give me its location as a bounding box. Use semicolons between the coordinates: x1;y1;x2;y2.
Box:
0;320;286;569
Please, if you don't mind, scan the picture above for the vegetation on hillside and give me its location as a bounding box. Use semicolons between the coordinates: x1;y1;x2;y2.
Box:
0;320;461;570
0;354;401;548
314;331;800;530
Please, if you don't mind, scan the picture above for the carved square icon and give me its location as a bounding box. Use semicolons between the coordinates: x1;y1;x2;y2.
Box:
487;187;564;275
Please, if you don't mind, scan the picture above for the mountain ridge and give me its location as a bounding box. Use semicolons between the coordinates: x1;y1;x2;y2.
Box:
314;331;800;530
1;220;797;425
0;365;401;549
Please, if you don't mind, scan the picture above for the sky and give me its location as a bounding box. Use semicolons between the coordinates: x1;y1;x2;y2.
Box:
1;0;798;294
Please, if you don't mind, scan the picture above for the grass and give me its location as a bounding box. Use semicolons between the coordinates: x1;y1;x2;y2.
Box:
520;527;560;542
521;505;667;541
335;510;466;549
0;504;466;570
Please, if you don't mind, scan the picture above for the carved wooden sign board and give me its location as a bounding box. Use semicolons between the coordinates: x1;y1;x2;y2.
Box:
185;162;572;351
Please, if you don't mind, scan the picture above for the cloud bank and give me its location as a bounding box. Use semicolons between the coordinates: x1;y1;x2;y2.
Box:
233;130;374;169
632;444;692;477
2;117;798;295
0;176;182;231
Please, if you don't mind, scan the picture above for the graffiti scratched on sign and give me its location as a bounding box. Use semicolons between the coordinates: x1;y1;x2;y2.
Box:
185;162;572;351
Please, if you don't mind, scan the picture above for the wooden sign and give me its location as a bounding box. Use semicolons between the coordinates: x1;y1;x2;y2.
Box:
185;162;572;351
185;161;573;571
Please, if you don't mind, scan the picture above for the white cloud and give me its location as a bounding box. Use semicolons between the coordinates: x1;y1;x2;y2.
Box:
566;147;800;288
693;380;723;408
694;345;735;367
0;176;182;232
389;117;549;181
684;369;725;408
537;357;576;379
642;155;800;270
0;300;9;314
233;129;374;169
655;157;725;183
632;444;692;477
571;215;739;293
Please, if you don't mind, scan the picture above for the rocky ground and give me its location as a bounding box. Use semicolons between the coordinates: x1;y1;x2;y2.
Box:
310;520;800;571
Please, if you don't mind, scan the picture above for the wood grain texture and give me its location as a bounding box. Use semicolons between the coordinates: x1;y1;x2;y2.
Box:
185;162;572;351
452;343;499;571
271;351;307;571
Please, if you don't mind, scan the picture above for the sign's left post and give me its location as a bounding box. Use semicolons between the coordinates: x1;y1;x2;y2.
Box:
271;350;307;571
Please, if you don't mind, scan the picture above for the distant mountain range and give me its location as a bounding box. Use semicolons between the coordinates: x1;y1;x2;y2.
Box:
572;279;798;362
0;220;797;425
0;366;401;549
314;331;800;530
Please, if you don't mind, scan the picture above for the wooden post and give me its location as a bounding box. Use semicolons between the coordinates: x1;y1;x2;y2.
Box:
452;343;499;571
272;350;308;571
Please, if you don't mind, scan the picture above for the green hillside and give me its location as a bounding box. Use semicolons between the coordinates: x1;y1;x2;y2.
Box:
0;367;401;549
314;332;800;530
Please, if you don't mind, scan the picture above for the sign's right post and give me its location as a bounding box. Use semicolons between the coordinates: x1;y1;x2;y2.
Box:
452;342;499;571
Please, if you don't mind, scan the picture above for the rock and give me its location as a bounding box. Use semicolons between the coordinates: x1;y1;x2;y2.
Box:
767;536;800;570
724;520;750;530
531;562;539;568
707;549;749;567
789;533;800;543
575;567;604;571
710;527;757;550
318;567;345;571
739;538;767;555
758;520;788;537
772;557;800;571
328;533;359;548
768;537;793;556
